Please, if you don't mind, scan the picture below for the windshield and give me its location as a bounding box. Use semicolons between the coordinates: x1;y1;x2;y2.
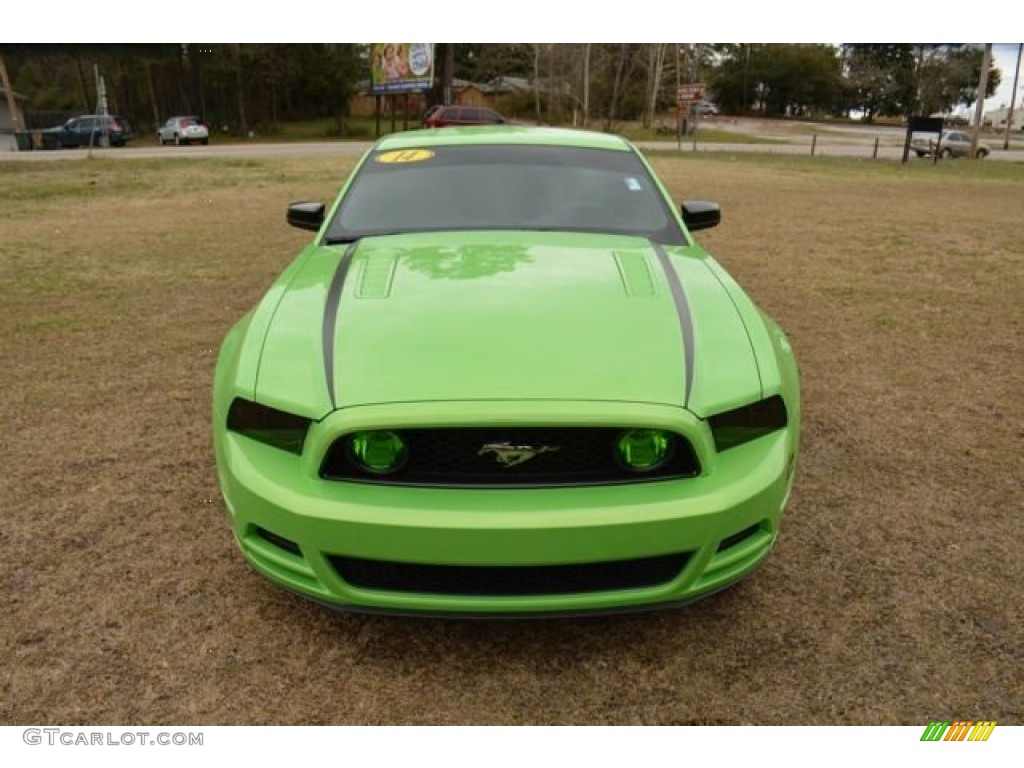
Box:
325;144;685;244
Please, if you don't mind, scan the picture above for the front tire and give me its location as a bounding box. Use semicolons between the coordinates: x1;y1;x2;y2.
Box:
200;138;209;146
914;150;926;158
940;148;953;159
976;149;989;159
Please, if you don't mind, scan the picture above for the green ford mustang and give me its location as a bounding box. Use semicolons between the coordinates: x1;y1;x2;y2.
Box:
213;126;800;616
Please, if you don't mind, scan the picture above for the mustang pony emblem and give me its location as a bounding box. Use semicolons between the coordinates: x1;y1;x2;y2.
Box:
478;442;561;467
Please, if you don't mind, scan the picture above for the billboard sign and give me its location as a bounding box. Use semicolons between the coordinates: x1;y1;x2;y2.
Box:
370;43;435;94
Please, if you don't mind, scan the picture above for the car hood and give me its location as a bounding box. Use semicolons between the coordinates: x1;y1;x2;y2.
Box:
254;231;762;418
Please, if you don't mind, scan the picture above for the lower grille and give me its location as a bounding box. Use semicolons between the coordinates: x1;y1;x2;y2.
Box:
254;526;301;556
717;523;762;552
329;552;690;596
321;426;700;486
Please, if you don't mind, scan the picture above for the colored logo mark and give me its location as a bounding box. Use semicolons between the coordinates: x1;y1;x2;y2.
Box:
920;721;996;742
376;149;435;164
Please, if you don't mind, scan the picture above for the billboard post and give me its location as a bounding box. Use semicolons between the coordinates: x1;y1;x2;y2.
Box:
677;83;704;151
370;43;434;138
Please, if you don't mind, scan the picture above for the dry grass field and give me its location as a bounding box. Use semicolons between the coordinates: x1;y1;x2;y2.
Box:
1;151;1021;725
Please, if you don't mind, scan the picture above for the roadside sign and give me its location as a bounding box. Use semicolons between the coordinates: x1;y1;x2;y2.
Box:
678;83;705;103
902;116;944;164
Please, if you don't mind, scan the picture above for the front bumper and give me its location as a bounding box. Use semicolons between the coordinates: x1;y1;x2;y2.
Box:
214;400;797;615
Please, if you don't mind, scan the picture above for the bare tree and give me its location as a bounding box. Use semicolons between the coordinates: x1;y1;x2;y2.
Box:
605;44;629;130
643;43;668;128
232;43;247;136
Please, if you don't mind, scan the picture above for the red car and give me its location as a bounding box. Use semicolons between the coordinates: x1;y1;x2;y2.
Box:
423;105;509;128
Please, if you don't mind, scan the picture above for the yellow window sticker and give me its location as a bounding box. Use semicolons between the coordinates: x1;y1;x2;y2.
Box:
376;149;435;164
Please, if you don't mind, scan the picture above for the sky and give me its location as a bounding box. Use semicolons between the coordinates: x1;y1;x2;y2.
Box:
5;2;1022;116
981;44;1023;113
8;1;1019;45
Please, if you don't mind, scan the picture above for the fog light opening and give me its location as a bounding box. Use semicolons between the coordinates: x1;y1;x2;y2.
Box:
615;429;674;472
347;430;408;475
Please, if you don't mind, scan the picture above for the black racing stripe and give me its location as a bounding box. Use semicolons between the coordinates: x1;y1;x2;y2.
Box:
322;242;359;409
653;243;695;409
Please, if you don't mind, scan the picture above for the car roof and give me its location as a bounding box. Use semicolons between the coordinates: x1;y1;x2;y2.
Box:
376;126;633;152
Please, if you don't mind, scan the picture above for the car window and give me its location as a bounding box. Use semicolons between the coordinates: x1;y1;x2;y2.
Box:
483;110;503;124
327;144;685;245
462;108;483;121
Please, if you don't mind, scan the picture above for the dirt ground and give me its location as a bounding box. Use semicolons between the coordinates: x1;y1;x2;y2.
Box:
1;152;1021;724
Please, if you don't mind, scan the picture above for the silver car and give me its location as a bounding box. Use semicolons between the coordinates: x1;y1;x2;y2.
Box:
911;130;990;159
157;116;209;146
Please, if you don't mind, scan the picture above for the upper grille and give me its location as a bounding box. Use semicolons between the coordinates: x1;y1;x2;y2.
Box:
320;426;700;487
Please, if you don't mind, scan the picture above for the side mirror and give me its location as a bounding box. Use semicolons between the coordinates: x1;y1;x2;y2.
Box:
287;201;325;232
681;201;721;232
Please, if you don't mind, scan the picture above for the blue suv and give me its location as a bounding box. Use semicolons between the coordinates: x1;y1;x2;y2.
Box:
49;115;135;148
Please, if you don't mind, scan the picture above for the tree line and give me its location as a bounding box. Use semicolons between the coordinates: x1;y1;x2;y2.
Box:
1;44;1001;133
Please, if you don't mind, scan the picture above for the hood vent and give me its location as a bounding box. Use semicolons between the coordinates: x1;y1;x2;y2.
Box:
356;252;398;299
614;251;657;297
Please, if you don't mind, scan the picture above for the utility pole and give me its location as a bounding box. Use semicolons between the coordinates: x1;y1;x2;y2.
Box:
582;43;590;128
443;43;454;105
675;44;681;150
970;44;992;159
1004;43;1022;151
692;44;702;153
92;63;110;151
0;53;23;145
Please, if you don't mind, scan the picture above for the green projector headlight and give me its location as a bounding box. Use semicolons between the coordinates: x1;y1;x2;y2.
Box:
616;429;673;471
347;431;407;474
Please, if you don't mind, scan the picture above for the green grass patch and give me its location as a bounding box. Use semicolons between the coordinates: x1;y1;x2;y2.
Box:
616;124;781;144
2;150;1023;726
207;116;381;143
642;147;1024;181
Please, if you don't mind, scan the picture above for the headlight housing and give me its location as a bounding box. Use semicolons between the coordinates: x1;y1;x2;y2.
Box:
227;398;312;455
708;395;788;452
